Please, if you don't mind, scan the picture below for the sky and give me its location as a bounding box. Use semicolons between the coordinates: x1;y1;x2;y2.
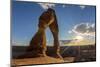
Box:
12;0;96;46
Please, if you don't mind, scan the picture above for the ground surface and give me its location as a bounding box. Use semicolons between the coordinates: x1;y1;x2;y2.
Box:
11;56;74;66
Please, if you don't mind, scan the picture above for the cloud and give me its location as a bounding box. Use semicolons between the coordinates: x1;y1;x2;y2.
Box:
68;30;72;34
69;23;95;36
62;5;66;8
79;5;86;9
15;0;55;10
38;3;55;10
15;0;67;9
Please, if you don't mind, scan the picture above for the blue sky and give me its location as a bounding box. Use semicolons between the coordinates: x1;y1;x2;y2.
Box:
12;1;96;46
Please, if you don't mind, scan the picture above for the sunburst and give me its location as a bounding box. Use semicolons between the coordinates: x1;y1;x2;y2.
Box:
74;35;84;41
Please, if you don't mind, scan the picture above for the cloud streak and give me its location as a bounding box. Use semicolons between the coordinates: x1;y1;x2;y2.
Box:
38;3;55;10
15;0;68;10
69;23;95;36
79;5;86;9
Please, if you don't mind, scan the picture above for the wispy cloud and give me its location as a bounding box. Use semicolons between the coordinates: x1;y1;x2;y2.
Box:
79;5;86;9
15;0;67;9
69;23;95;37
38;3;55;10
62;5;66;8
68;30;72;34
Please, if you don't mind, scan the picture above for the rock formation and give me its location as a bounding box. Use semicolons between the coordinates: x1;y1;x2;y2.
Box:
19;8;62;59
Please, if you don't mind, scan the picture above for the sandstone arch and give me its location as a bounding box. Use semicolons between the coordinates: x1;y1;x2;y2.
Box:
26;8;62;59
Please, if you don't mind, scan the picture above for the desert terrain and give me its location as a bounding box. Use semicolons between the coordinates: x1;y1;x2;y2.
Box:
11;45;96;66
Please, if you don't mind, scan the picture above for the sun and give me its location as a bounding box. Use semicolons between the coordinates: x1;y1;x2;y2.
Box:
74;35;84;41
